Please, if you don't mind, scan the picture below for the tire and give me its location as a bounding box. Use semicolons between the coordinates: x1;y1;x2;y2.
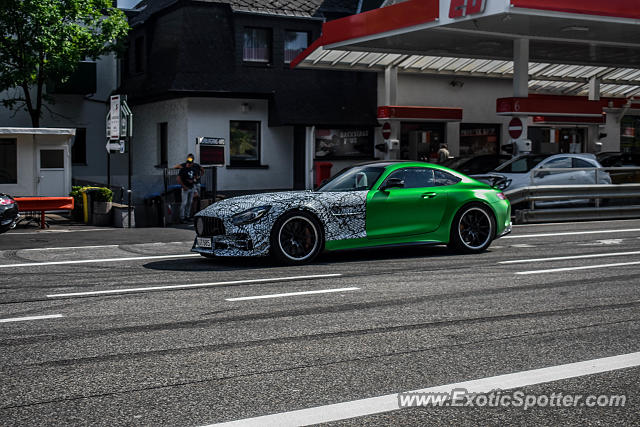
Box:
448;203;496;253
270;210;324;265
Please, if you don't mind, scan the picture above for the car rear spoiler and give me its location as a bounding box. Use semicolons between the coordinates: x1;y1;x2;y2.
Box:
469;174;511;190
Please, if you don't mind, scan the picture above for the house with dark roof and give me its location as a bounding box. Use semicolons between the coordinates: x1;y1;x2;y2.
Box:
118;0;382;200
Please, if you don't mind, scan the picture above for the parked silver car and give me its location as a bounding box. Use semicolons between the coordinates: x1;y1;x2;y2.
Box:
491;153;611;191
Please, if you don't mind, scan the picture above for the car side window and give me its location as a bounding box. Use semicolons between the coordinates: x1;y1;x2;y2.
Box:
540;157;571;169
383;168;435;189
403;168;435;188
573;158;594;168
434;169;461;186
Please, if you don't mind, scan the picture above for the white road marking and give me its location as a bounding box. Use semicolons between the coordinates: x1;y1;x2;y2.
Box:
207;351;640;427
503;228;640;239
516;260;640;275
17;241;192;252
226;287;359;301
21;245;119;251
8;228;111;235
500;250;640;264
0;314;63;323
0;254;200;269
578;239;624;246
46;274;343;298
510;244;535;248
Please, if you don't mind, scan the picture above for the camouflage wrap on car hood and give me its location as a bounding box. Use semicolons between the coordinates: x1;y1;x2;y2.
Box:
193;191;368;257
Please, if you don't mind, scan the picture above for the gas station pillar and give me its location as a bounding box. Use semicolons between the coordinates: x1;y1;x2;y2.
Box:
512;39;531;153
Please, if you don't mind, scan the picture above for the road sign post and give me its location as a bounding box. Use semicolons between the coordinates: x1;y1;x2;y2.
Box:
105;95;133;227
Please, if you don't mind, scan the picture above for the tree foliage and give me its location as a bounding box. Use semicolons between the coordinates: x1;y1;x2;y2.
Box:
0;0;129;126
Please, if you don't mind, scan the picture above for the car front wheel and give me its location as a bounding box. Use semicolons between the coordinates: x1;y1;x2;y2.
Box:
270;210;323;264
448;203;495;253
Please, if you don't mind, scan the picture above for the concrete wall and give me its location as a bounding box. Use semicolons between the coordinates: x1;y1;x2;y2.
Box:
122;97;294;199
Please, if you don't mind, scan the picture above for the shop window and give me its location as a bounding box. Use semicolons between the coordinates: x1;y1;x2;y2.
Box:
400;122;444;161
157;122;168;168
72;128;87;165
459;124;500;156
314;128;373;160
0;138;17;184
243;28;271;63
621;116;640;153
284;31;309;63
230;120;260;166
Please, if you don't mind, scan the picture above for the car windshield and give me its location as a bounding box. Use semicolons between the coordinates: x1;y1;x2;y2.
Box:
317;165;385;192
494;154;549;173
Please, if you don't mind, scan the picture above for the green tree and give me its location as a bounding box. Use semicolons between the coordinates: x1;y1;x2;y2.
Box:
0;0;129;127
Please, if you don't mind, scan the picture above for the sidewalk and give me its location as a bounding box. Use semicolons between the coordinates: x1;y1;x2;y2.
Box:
1;213;195;250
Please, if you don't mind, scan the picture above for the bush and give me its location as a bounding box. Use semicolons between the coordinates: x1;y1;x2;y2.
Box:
93;187;113;203
69;186;113;203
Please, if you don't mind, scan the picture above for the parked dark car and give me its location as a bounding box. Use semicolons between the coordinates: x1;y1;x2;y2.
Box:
442;154;512;175
0;194;19;234
596;152;640;183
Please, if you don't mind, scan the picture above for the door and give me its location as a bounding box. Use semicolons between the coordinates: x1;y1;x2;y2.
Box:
366;167;448;238
37;148;67;196
533;156;579;186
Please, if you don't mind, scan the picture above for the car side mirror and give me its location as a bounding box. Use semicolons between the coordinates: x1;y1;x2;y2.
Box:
536;170;550;178
381;177;404;190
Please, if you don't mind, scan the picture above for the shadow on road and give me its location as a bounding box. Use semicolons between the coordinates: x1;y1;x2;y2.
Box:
142;244;483;272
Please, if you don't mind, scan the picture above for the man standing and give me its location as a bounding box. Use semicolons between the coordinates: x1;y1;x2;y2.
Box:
437;143;450;164
174;153;204;216
177;158;197;222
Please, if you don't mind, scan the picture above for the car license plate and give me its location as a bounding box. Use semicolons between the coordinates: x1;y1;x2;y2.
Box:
197;237;212;248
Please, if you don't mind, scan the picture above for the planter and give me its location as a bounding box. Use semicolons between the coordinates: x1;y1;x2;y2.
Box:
91;212;112;226
92;201;113;215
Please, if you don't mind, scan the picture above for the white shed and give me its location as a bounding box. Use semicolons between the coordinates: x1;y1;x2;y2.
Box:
0;127;75;197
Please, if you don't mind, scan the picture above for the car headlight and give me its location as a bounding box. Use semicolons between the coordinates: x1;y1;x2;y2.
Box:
195;216;204;235
231;206;271;226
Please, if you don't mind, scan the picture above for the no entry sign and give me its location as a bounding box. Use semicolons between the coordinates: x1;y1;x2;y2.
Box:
508;118;523;139
382;122;391;139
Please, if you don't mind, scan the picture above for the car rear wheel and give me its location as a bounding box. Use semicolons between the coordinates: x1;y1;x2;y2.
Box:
448;203;495;253
270;210;323;264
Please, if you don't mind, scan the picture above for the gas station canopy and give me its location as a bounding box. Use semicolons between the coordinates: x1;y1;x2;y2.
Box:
292;0;640;97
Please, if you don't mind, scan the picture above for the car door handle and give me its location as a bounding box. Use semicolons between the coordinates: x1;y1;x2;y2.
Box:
422;192;437;199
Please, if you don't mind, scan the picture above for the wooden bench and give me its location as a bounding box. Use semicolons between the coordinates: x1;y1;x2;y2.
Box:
14;197;75;229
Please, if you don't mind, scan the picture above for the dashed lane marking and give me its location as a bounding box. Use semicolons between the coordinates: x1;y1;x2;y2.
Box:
205;351;640;426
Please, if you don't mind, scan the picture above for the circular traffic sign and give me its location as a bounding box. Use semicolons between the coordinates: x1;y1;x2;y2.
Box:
508;118;523;139
382;122;391;139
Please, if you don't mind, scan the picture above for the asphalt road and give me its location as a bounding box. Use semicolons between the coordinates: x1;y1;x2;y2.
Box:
1;219;639;426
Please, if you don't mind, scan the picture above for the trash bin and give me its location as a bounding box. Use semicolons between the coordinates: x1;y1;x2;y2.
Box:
314;161;333;187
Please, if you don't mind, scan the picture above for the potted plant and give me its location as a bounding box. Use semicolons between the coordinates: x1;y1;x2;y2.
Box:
92;187;113;215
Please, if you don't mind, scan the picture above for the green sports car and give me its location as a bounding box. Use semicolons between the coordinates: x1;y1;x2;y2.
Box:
192;161;511;264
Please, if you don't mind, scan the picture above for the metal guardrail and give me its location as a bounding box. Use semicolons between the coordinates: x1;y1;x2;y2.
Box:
505;183;640;224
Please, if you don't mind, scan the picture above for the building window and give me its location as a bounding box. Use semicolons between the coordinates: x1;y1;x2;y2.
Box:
72;128;87;165
230;121;260;166
158;122;168;168
284;31;309;63
243;28;271;63
134;36;145;73
0;138;17;184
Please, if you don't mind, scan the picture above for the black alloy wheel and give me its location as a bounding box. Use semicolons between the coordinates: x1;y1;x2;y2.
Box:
271;211;323;264
449;203;495;253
